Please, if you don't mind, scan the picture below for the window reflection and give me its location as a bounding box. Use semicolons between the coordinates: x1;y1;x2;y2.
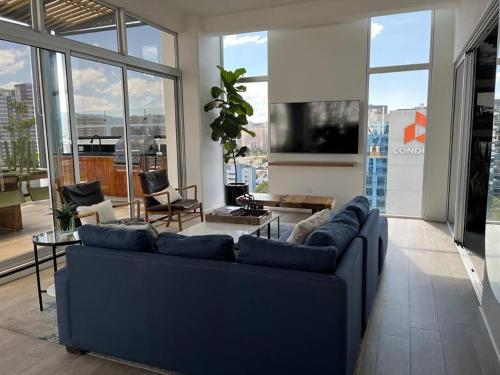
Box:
43;0;118;52
126;16;176;67
0;0;31;26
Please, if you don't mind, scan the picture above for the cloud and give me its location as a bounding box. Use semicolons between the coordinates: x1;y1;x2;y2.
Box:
0;49;28;76
224;34;267;48
0;81;21;90
127;77;162;98
371;22;384;39
142;46;158;60
97;77;163;103
242;82;268;123
73;94;121;113
96;81;122;97
72;67;108;89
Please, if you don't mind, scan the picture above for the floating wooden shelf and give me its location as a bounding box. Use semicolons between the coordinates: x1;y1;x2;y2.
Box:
269;161;356;167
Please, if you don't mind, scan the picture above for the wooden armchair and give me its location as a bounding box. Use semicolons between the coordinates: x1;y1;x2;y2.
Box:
57;180;141;225
139;170;203;231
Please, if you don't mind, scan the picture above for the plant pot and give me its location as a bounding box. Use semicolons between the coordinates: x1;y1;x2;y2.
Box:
225;183;249;206
57;217;75;234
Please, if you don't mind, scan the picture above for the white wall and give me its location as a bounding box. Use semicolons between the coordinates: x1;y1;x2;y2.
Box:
268;20;368;208
178;17;225;211
454;0;495;58
203;0;455;35
422;8;455;221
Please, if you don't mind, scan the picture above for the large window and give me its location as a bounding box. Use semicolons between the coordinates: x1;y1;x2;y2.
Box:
223;31;269;192
365;11;432;217
0;1;181;275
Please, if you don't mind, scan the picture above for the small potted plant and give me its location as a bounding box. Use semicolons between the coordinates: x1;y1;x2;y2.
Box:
52;202;77;233
204;66;255;205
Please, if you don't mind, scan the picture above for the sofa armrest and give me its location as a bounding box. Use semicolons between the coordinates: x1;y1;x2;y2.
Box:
357;209;380;330
55;267;73;347
335;238;363;375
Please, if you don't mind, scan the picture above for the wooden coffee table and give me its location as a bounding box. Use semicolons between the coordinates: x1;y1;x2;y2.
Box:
240;193;335;213
179;212;280;242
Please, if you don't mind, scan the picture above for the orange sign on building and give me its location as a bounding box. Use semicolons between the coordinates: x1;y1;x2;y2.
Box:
404;111;427;144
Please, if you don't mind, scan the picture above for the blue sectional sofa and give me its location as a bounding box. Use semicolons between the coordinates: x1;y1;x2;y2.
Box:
280;196;382;331
55;196;386;375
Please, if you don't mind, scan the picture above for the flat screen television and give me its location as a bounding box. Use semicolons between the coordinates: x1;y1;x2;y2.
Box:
270;100;360;154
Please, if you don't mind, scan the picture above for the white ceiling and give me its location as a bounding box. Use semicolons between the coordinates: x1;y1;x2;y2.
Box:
168;0;458;17
168;0;318;16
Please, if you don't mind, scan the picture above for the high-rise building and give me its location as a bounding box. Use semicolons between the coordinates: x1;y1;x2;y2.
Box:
366;105;427;216
366;105;389;213
225;163;257;192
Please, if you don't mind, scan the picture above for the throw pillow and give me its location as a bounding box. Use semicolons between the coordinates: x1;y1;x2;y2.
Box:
305;213;359;255
78;224;156;252
287;209;330;244
345;200;370;223
238;235;338;274
105;223;159;252
330;209;360;229
77;200;117;225
157;233;235;261
155;186;183;205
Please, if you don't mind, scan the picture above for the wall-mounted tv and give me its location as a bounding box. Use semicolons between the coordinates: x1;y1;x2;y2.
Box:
270;100;360;154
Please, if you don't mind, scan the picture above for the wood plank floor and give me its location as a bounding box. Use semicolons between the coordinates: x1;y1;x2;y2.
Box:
0;327;160;374
358;218;500;375
0;217;498;374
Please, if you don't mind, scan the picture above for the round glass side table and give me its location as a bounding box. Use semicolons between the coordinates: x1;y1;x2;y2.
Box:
32;230;81;311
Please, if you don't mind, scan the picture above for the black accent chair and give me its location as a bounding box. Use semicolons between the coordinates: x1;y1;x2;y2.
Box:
57;180;141;225
139;170;203;231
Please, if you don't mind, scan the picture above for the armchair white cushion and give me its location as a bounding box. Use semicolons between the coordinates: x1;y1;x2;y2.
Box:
155;186;183;205
77;200;117;225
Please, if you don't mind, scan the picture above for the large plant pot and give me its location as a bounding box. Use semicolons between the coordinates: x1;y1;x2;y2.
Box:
225;183;249;206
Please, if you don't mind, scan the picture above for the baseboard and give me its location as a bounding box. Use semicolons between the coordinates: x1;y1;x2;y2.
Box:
454;242;483;302
479;306;500;368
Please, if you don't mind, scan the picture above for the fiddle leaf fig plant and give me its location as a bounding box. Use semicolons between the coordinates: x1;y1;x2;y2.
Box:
204;66;255;184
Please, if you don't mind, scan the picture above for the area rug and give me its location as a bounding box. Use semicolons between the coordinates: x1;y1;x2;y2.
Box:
0;294;58;343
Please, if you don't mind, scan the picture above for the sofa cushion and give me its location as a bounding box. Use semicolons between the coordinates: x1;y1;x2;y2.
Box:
238;235;338;273
304;211;359;255
345;196;370;223
329;209;360;229
287;209;330;244
78;224;156;252
157;233;235;261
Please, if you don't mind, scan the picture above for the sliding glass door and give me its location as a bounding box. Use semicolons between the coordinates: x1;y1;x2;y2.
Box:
71;56;129;208
126;70;178;195
0;40;52;264
447;61;465;229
